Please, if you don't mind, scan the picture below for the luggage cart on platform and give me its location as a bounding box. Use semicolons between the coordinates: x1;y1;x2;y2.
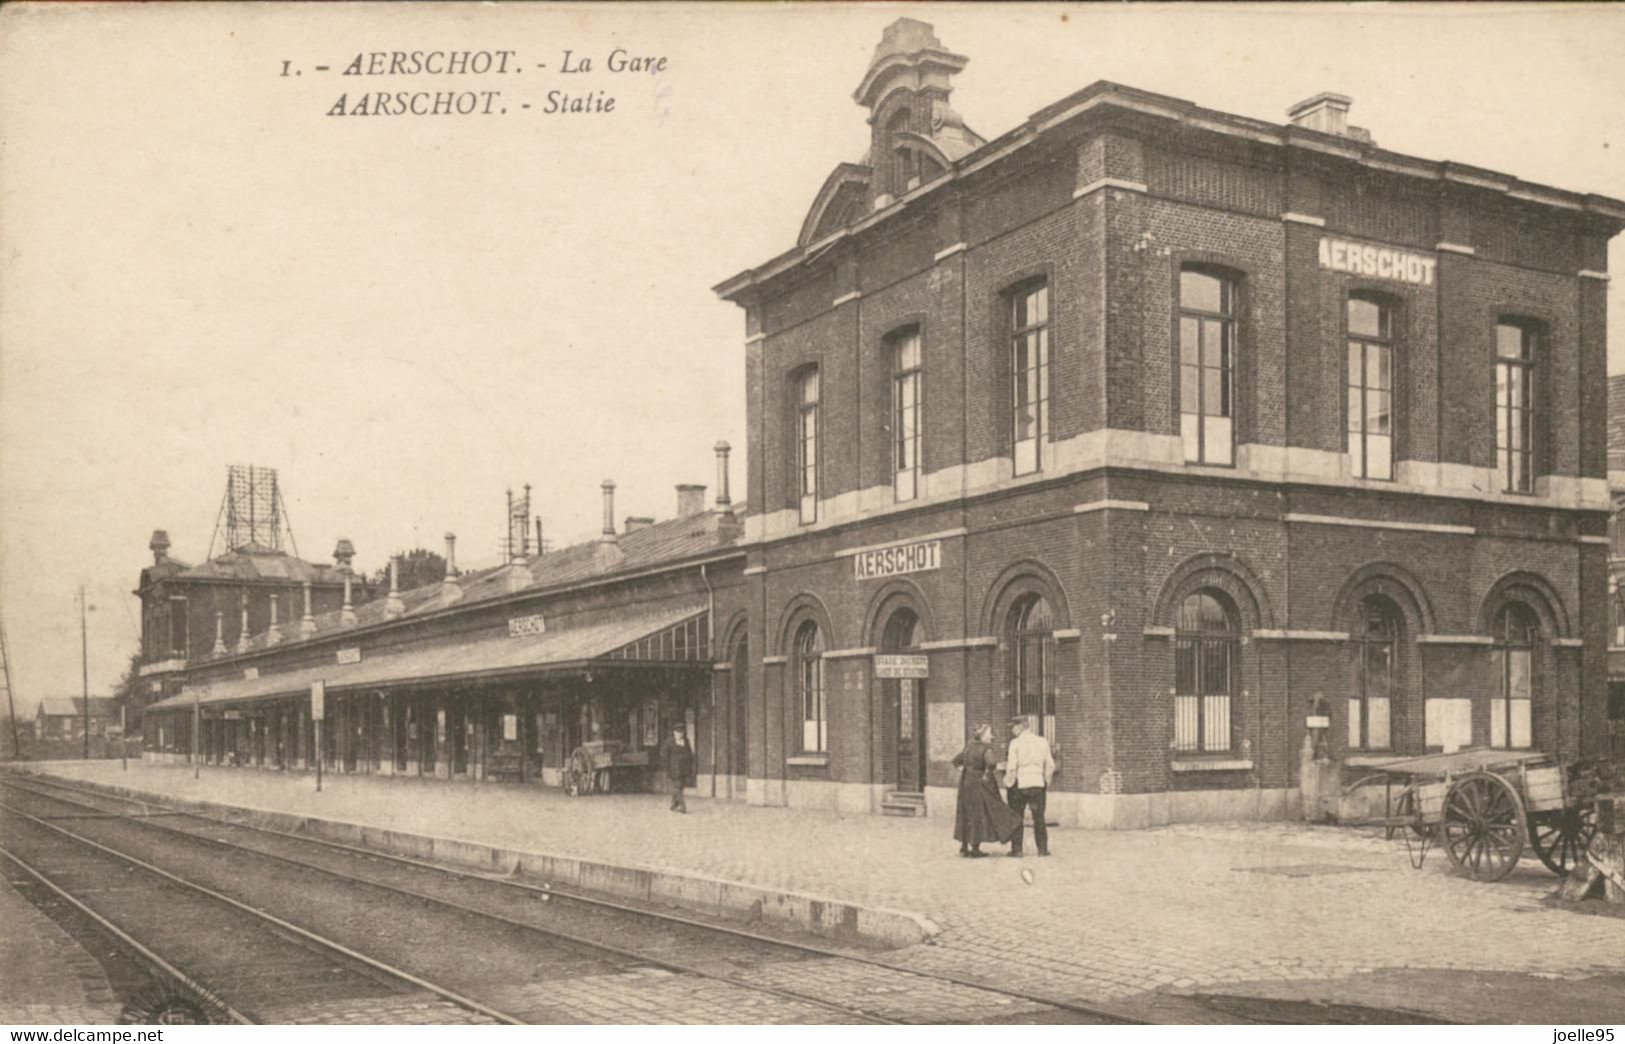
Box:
1343;748;1608;882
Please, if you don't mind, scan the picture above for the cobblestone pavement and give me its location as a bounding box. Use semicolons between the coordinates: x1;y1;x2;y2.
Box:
267;992;501;1025
0;874;122;1025
29;762;1625;1022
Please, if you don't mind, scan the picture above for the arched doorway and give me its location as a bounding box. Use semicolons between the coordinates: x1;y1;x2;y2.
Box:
881;608;925;793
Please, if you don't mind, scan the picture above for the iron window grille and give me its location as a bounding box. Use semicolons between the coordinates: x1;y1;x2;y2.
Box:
1008;595;1056;738
794;621;826;753
1489;602;1537;749
1174;591;1237;753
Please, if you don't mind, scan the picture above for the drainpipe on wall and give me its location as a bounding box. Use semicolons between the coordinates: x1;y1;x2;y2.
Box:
702;563;716;799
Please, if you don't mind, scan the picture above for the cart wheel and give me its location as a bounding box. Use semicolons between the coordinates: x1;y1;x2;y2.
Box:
1391;785;1435;841
1528;804;1599;877
563;749;594;797
1441;772;1525;882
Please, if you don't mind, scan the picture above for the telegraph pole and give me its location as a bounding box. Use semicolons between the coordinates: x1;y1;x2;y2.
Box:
79;586;90;760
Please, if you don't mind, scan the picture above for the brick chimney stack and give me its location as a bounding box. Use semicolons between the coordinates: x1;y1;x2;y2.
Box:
676;484;707;518
149;529;171;566
1287;92;1353;136
601;481;619;543
384;555;405;618
714;441;732;512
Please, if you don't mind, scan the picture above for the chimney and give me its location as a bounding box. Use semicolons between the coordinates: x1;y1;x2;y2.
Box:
601;480;619;543
266;593;283;646
384;555;405;618
236;593;251;653
213;610;227;655
300;581;318;638
1287;92;1353;137
676;484;707;518
333;538;356;573
149;529;171;565
340;573;357;626
714;441;732;512
441;533;463;602
625;516;655;534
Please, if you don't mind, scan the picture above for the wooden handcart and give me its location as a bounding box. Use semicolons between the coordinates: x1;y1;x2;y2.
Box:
1345;748;1603;882
561;739;651;796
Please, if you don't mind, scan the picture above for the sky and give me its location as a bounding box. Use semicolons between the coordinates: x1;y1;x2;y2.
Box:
1;2;1622;715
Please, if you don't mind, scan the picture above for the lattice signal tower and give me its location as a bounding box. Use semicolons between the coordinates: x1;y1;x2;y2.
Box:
207;465;300;558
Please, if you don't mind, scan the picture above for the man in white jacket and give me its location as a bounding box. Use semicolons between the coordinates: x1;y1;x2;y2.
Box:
1002;716;1056;857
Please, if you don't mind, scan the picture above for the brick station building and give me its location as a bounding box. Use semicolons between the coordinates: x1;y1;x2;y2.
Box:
142;20;1623;828
712;19;1624;825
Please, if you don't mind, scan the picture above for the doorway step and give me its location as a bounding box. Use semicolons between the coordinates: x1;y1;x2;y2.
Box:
881;789;926;817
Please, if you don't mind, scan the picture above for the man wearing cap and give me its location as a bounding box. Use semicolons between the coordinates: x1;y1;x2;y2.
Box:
1003;717;1056;857
659;724;696;813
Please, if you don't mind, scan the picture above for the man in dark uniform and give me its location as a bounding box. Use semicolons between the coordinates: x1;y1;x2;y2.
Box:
659;724;695;813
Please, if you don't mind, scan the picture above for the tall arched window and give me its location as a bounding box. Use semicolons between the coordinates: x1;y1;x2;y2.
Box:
1175;590;1238;753
1009;282;1050;476
1490;602;1537;749
794;621;826;753
890;328;923;502
1347;296;1394;480
1008;594;1055;737
1179;268;1236;466
795;367;820;524
1350;597;1397;750
1496;321;1538;493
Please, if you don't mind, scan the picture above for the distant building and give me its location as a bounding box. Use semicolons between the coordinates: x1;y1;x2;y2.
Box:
134;468;374;713
35;696;117;741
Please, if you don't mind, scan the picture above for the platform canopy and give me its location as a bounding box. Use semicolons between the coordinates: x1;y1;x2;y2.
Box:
148;596;711;712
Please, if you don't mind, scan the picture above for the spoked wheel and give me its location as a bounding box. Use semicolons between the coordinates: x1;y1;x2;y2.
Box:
562;749;595;796
1441;771;1525;881
1529;805;1598;876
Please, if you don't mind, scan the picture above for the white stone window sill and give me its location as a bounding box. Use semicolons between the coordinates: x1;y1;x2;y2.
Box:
1171;758;1254;772
1345;754;1402;767
787;754;829;767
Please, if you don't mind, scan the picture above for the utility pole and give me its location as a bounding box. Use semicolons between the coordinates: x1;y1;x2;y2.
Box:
0;614;21;758
79;585;90;760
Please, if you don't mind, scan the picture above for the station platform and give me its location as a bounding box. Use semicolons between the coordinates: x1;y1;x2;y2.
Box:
16;759;1625;1024
0;873;122;1024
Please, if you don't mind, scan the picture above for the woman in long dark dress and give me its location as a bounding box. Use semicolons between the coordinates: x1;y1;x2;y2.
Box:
952;724;1022;857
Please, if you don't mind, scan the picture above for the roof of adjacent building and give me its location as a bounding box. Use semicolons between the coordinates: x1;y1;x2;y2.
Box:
1609;373;1625;475
718;72;1625;299
36;697;118;719
167;544;352;585
191;508;744;664
148;594;711;712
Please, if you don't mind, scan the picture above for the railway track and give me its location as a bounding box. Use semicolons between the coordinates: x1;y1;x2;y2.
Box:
1;774;1157;1024
0;804;510;1025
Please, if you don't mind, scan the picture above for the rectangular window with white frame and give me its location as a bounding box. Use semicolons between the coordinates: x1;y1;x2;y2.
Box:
891;327;922;502
796;367;820;524
1495;321;1537;494
1009;282;1049;476
1179;268;1236;466
1347;296;1394;481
